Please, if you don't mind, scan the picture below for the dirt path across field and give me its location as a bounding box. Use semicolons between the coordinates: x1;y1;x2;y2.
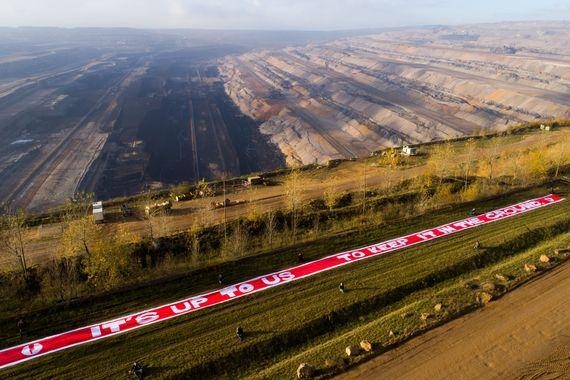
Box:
337;261;570;380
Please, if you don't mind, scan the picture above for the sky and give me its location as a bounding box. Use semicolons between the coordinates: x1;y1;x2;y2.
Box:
0;0;568;30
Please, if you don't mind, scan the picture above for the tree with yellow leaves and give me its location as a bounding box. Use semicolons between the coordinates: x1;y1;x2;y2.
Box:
527;149;548;183
323;177;340;211
84;225;139;289
60;192;98;258
380;147;401;169
427;141;455;184
477;138;501;181
0;206;29;278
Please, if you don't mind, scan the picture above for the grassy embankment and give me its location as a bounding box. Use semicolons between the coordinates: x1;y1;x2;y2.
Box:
1;183;568;379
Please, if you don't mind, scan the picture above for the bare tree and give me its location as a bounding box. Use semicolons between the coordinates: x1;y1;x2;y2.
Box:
477;138;501;182
284;169;303;238
265;210;277;248
0;206;29;278
427;141;454;184
460;139;477;190
312;213;320;237
221;172;228;244
189;230;201;265
222;221;248;258
140;187;169;243
360;161;368;215
551;134;569;179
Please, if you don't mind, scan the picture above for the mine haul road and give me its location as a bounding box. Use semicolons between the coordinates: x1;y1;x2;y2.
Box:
337;260;570;380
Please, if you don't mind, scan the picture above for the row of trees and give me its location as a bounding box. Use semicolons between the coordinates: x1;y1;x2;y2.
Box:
1;129;567;308
425;133;569;188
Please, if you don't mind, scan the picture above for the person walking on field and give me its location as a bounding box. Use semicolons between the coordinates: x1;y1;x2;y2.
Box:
339;282;346;293
218;273;224;285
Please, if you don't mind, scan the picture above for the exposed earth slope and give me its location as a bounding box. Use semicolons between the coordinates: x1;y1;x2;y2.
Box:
222;21;570;165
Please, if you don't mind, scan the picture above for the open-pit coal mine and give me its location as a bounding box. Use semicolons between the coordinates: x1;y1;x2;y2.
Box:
222;22;570;166
0;22;568;210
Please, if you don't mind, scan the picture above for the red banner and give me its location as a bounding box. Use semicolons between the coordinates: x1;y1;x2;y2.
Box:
0;194;564;370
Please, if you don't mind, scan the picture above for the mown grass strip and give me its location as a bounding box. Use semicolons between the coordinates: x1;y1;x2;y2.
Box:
2;188;567;379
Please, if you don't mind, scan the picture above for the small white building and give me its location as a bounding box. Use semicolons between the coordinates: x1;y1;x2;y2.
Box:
93;201;104;223
402;146;417;156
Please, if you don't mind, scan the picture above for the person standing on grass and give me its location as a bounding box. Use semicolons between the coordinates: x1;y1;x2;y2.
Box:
297;252;304;263
236;326;245;341
130;362;143;379
218;273;224;285
17;318;26;338
339;282;346;293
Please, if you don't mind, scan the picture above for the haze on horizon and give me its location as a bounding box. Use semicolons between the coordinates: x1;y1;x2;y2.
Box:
0;0;569;31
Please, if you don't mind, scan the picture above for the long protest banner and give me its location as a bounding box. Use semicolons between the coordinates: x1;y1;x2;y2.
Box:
0;194;564;370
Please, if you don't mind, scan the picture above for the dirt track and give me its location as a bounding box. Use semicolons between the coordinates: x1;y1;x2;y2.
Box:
4;129;567;270
337;261;570;380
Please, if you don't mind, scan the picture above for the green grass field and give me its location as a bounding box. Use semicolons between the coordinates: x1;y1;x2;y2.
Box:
1;183;569;379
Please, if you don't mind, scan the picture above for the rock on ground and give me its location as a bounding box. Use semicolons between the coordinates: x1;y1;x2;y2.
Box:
525;263;538;273
346;345;361;357
297;363;315;379
481;281;496;293
495;274;508;282
478;291;493;305
360;340;373;352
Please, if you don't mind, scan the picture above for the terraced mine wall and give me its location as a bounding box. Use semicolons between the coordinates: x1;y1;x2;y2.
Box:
221;22;570;166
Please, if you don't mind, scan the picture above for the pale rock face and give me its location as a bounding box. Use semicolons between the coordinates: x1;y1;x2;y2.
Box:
220;22;570;166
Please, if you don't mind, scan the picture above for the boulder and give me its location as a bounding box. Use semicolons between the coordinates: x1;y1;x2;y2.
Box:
360;340;373;352
478;291;493;305
494;274;508;282
524;263;537;273
434;303;443;312
345;345;361;357
297;363;315;379
481;281;496;293
324;358;339;368
539;255;550;263
420;313;431;321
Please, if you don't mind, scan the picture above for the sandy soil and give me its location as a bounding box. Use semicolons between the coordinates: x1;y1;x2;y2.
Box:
337;261;570;380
